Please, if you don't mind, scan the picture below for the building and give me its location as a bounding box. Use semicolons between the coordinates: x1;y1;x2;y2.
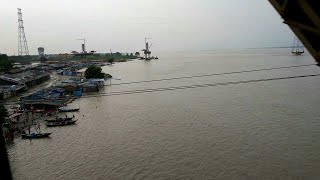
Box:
20;88;69;109
0;70;50;88
0;85;25;100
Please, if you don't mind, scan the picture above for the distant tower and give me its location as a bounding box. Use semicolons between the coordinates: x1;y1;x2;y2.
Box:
77;38;86;53
142;38;152;60
38;47;44;56
17;8;29;56
38;47;46;62
82;44;85;53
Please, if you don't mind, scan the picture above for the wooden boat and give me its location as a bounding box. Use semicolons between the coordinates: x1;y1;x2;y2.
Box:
46;120;77;127
45;116;74;122
21;124;52;139
22;132;52;139
58;107;80;112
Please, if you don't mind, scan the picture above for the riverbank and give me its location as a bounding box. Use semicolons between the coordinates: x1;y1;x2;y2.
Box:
3;66;110;142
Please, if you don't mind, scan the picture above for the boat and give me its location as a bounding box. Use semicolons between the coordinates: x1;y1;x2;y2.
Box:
46;119;77;127
45;116;74;122
155;56;158;59
21;125;52;139
291;36;304;55
58;107;80;112
22;132;52;139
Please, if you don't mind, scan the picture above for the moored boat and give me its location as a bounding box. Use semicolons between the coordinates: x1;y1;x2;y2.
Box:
22;132;52;139
21;124;52;139
46;120;77;127
58;107;80;112
45;116;74;122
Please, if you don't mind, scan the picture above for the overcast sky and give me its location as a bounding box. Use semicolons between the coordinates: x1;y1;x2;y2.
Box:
0;0;294;55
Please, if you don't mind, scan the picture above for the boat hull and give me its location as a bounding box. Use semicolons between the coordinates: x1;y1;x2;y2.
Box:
22;133;52;139
46;120;77;127
45;117;74;122
58;108;80;112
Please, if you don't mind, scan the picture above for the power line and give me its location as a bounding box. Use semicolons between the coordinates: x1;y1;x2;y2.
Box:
81;73;320;98
110;64;317;86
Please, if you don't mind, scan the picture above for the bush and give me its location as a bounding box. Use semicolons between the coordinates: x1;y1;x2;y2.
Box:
85;65;105;79
107;58;114;64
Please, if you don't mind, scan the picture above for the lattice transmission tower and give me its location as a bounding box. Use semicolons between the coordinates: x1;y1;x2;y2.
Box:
17;8;29;56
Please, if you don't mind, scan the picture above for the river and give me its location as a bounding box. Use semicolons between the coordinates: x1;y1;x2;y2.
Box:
7;48;320;179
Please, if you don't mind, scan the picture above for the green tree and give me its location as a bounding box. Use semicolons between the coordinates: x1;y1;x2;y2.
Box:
85;65;105;79
0;54;13;71
107;58;114;64
0;105;8;125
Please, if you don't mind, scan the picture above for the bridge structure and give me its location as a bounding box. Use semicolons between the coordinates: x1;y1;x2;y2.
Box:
269;0;320;64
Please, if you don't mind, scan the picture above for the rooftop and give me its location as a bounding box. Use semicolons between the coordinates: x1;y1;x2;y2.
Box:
0;70;50;84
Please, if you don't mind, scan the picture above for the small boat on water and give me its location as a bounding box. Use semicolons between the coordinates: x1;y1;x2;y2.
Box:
291;36;304;55
58;107;80;112
21;124;52;139
45;116;75;122
46;120;77;127
22;132;52;139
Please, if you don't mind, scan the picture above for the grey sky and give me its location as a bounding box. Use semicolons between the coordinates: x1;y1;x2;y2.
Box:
0;0;293;55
